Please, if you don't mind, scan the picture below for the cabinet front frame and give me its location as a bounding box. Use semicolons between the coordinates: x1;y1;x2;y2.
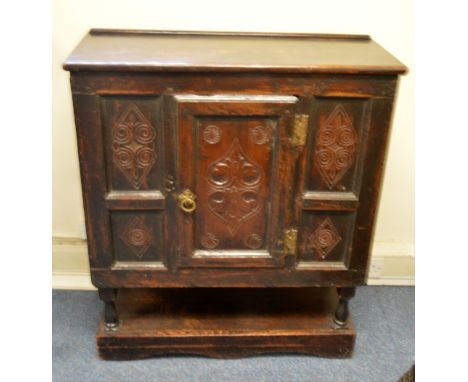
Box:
70;72;398;288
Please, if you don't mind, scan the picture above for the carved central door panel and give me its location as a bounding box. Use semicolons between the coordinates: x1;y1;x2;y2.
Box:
173;95;299;268
199;120;272;249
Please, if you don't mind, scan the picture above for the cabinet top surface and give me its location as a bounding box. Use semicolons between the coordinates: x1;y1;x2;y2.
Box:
63;29;406;74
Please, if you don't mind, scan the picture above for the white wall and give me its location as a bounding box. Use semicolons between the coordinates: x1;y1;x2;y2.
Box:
52;0;414;284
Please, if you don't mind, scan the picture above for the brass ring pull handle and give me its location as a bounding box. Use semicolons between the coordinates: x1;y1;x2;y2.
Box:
178;189;197;213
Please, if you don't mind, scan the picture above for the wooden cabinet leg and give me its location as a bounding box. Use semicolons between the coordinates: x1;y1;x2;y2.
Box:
334;287;355;327
98;288;119;330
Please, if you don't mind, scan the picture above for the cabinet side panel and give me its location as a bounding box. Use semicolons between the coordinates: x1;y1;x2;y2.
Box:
350;97;398;276
71;92;113;268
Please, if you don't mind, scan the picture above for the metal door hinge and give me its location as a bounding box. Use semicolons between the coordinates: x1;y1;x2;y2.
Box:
291;114;309;147
284;228;298;255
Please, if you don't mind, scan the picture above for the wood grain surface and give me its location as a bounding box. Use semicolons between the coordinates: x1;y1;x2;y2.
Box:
97;287;355;359
64;29;406;74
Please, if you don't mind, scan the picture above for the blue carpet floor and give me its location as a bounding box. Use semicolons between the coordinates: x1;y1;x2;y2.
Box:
52;286;414;382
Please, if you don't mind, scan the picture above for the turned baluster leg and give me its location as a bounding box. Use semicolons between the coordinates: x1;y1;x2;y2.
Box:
98;288;119;330
334;287;356;327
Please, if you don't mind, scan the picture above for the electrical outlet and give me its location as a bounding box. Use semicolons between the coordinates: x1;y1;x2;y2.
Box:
369;257;384;278
79;222;87;240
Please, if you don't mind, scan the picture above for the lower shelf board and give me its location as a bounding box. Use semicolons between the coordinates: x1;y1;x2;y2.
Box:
97;287;355;360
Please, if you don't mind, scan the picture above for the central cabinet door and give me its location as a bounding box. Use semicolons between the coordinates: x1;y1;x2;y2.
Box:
173;95;299;268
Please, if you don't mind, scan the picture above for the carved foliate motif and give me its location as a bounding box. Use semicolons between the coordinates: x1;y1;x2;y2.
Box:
206;138;263;235
314;104;358;189
307;217;341;260
120;216;152;258
112;104;156;189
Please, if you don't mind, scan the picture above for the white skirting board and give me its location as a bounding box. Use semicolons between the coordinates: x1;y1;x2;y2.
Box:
52;237;414;290
52;272;96;290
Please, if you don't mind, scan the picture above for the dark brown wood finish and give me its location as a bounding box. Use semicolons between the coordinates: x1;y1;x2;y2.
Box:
173;95;298;268
97;287;355;360
98;288;118;329
65;30;406;358
70;72;399;98
64;29;405;74
72;93;113;268
334;287;356;327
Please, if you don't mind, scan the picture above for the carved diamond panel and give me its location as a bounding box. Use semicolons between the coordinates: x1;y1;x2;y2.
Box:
120;216;153;258
112;104;157;189
314;104;358;189
206;138;264;235
307;217;341;259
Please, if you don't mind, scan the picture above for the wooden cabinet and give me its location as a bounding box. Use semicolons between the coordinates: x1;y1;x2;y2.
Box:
64;29;406;359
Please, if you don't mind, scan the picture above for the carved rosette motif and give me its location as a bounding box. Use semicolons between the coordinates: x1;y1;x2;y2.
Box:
206;138;264;236
120;216;152;258
244;233;263;249
200;233;220;249
203;125;222;144
112;104;156;189
314;104;358;189
307;217;341;260
250;125;272;145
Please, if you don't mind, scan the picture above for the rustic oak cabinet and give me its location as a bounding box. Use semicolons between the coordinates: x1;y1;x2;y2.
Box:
64;29;406;359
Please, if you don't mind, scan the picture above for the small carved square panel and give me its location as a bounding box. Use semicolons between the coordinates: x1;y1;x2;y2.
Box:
101;96;163;191
195;117;277;251
298;211;355;263
306;98;369;193
110;211;165;264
